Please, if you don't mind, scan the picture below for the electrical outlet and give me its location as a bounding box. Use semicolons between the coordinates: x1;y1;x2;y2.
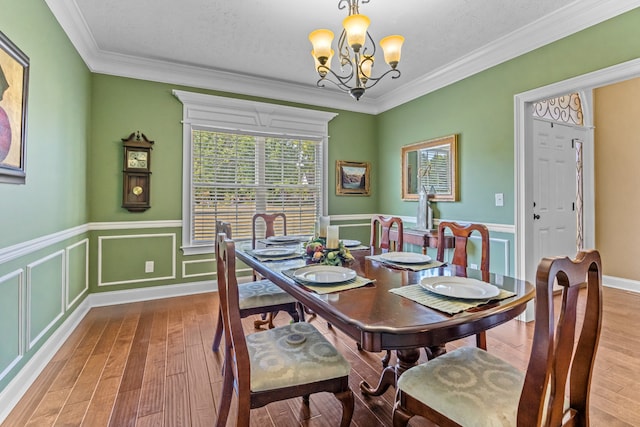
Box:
495;193;504;207
145;261;154;273
470;263;478;270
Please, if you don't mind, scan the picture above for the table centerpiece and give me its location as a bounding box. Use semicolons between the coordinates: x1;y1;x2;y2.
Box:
304;238;354;266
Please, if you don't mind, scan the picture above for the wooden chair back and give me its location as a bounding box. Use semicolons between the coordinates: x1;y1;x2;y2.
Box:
370;215;403;252
215;233;251;424
252;212;287;248
436;221;490;271
519;249;603;426
215;220;232;239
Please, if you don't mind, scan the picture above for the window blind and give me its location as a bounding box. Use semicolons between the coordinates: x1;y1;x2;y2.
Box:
191;129;322;243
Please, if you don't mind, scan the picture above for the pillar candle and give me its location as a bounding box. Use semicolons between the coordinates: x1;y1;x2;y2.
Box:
319;216;330;238
327;225;339;249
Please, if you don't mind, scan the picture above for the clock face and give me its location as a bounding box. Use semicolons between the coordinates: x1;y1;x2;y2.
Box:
127;150;148;169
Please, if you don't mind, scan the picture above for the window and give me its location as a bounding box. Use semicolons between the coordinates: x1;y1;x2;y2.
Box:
174;91;336;255
532;92;583;125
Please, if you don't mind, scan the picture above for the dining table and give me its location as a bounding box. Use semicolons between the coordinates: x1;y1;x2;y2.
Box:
234;237;535;396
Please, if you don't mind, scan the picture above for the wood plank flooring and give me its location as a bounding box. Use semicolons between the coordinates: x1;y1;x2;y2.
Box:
2;286;639;426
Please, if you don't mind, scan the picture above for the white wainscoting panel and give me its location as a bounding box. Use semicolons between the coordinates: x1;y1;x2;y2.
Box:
98;233;176;286
182;257;216;279
66;239;89;309
26;250;65;350
0;270;24;383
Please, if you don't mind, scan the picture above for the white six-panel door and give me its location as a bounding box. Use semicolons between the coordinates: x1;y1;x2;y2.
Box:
532;119;586;265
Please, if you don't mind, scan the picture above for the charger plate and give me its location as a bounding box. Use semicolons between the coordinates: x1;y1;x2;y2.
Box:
420;276;500;299
379;252;432;264
293;265;357;285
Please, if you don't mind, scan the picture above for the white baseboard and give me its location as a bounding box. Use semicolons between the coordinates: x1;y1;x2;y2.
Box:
89;280;214;307
0;279;216;425
603;275;640;293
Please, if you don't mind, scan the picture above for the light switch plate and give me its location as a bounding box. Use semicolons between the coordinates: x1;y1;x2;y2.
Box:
495;193;504;207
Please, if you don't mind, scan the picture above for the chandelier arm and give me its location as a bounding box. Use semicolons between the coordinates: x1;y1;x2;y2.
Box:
337;30;350;65
360;31;377;58
337;0;350;11
317;64;358;89
360;69;401;90
316;76;351;93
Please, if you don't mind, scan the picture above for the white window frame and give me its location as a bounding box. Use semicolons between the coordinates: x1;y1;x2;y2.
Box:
173;90;337;255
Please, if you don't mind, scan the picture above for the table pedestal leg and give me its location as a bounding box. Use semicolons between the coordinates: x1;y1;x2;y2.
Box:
424;344;447;360
359;348;421;396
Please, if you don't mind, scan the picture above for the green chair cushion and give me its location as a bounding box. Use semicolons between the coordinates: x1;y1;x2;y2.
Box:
247;322;351;392
397;346;524;427
238;279;297;310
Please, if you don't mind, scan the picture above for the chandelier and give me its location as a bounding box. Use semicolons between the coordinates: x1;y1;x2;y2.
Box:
309;0;404;101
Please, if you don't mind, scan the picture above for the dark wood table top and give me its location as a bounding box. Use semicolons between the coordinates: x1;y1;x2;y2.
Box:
235;241;535;353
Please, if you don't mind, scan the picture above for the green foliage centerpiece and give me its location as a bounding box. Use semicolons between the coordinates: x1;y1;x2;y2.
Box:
304;238;354;266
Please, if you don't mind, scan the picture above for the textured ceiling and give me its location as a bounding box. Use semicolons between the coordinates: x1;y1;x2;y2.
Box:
46;0;640;113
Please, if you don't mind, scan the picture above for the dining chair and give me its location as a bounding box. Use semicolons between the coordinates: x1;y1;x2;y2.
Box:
251;212;290;328
252;212;287;249
211;222;300;352
369;215;404;367
370;215;404;253
215;233;354;427
436;220;490;350
392;249;603;427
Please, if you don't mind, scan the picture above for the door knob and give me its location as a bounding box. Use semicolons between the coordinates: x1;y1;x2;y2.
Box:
533;214;540;220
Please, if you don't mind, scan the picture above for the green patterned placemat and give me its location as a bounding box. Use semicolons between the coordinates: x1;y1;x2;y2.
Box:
367;254;445;271
283;267;374;295
389;284;516;315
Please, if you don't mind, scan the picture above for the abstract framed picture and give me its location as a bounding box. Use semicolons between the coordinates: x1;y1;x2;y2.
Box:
0;31;29;184
336;160;370;196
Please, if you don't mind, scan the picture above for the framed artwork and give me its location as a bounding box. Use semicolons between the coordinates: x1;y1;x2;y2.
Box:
336;160;370;196
0;31;29;184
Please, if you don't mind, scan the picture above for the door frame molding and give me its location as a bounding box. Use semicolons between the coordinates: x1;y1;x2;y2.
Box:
515;57;640;283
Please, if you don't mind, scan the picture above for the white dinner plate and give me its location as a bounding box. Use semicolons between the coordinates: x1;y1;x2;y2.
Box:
253;248;296;257
293;266;357;284
342;239;361;247
266;235;300;243
420;276;500;299
379;252;432;264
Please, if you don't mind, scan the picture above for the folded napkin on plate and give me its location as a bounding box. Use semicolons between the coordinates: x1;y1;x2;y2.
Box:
282;267;374;295
389;284;516;315
367;254;445;271
246;249;303;262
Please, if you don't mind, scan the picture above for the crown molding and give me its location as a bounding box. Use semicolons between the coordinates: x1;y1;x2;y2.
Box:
46;0;640;115
376;0;640;112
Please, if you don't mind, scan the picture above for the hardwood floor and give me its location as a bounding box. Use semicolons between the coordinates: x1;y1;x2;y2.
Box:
2;286;639;426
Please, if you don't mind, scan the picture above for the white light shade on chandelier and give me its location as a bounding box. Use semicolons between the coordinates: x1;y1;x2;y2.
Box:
308;0;404;101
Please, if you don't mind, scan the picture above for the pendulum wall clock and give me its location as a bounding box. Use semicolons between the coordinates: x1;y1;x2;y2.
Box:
122;131;154;212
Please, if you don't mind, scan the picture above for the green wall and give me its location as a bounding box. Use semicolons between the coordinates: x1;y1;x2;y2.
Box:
0;0;91;392
377;9;640;224
88;75;378;222
86;75;377;293
0;0;91;247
